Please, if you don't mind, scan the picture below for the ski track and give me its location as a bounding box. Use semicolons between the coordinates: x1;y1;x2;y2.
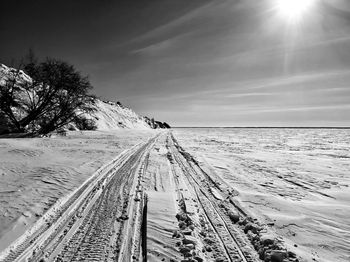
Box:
167;134;258;262
0;131;300;262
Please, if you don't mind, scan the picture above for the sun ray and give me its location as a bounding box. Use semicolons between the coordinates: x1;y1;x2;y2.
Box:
276;0;316;23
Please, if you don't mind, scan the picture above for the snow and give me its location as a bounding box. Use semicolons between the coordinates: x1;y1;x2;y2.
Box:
0;64;164;133
173;128;350;262
1;129;347;261
0;130;158;251
82;99;151;130
0;64;32;85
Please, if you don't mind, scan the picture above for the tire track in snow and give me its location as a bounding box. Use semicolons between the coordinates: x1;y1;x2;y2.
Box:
0;133;159;262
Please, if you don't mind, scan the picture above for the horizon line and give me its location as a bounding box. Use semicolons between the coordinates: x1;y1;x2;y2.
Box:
171;126;350;129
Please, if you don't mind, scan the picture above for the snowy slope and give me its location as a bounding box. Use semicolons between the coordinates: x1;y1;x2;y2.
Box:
0;64;170;133
0;64;32;84
82;100;152;130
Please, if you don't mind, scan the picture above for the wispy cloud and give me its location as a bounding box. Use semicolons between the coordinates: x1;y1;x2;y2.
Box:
128;2;214;45
131;33;191;56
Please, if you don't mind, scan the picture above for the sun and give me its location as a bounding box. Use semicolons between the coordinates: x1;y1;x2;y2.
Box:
276;0;316;22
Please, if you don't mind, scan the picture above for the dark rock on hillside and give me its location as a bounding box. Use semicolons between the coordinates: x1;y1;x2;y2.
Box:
144;117;171;129
155;121;171;129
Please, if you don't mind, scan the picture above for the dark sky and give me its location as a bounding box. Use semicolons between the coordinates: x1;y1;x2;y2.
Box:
1;0;350;126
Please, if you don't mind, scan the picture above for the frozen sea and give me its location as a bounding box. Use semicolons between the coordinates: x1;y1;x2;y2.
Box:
0;128;349;261
174;128;350;262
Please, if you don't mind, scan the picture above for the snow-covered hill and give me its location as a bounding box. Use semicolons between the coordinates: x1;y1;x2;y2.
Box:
81;99;156;130
0;64;170;134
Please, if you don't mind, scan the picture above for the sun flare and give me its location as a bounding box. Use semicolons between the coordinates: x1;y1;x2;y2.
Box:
276;0;316;22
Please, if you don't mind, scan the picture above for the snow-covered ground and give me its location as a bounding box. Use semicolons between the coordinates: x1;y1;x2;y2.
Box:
174;128;350;262
1;128;348;262
0;130;157;251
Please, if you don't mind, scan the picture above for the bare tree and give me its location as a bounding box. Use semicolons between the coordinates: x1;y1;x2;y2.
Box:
0;56;94;135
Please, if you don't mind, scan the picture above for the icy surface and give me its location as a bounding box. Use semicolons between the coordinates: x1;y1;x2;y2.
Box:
174;128;350;262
